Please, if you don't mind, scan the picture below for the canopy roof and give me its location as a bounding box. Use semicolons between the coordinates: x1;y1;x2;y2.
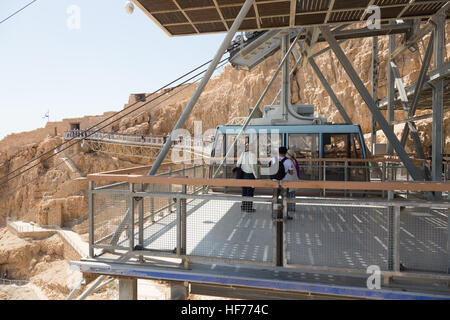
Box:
133;0;449;36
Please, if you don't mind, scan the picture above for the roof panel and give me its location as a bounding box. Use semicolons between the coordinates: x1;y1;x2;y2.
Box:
134;0;449;36
140;0;178;12
260;16;290;28
195;21;227;32
257;1;291;17
186;8;221;22
176;0;215;9
152;11;188;25
220;6;256;20
226;18;258;30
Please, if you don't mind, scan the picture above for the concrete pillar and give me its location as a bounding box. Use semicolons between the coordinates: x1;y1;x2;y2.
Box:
119;278;137;300
169;281;189;300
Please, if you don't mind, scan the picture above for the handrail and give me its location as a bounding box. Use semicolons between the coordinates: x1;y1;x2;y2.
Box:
0;279;29;286
87;174;450;192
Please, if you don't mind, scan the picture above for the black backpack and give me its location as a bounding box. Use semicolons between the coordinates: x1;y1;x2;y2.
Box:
270;157;288;180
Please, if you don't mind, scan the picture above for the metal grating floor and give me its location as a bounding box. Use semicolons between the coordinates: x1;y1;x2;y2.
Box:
114;198;448;273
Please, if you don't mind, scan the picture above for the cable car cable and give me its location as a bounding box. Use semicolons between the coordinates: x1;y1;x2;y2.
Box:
0;58;229;187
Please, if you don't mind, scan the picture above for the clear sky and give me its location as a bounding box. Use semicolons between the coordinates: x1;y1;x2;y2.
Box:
0;0;226;140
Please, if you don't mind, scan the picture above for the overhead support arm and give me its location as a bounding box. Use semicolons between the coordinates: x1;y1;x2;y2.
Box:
391;1;450;60
212;32;302;179
147;0;255;176
299;27;320;68
289;0;296;27
319;26;425;181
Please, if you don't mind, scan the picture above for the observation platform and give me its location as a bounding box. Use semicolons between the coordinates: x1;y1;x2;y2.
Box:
70;169;450;300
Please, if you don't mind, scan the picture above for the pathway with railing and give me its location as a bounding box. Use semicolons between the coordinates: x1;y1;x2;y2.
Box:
64;130;171;146
6;219;92;259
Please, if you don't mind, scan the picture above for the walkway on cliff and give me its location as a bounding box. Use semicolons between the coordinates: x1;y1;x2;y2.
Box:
6;220;91;258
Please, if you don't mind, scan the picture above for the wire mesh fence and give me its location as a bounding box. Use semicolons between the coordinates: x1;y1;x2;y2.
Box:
285;200;389;271
93;192;128;248
399;207;448;273
89;172;450;276
185;197;274;264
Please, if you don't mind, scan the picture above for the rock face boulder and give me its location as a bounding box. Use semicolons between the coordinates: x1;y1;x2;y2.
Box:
0;229;64;280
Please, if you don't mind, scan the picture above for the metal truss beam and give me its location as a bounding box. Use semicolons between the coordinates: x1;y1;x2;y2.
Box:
387;28;396;155
309;58;352;124
391;2;450;60
317;23;412;43
400;32;435;147
432;13;446;188
299;27;320;68
390;62;428;172
371;36;379;154
320;25;425;181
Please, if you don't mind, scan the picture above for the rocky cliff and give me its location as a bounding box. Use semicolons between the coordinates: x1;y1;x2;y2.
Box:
116;23;450;155
1;23;449;227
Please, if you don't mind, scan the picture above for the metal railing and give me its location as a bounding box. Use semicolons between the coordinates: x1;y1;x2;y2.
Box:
210;157;450;198
0;278;29;286
64;130;168;145
86;170;450;283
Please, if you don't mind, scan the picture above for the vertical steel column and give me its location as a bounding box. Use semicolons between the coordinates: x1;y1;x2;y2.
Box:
393;205;400;272
181;185;188;269
168;167;173;213
177;186;187;267
432;13;445;198
88;181;94;258
281;33;290;120
147;0;255;176
129;183;135;252
387;30;396;156
176;193;182;257
272;188;282;267
448;210;450;274
150;184;155;222
282;188;288;266
138;184;144;259
387;192;400;272
371;36;379;154
387;191;394;270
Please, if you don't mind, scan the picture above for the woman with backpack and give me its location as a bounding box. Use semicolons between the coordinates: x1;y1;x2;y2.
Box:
270;147;295;219
286;149;301;213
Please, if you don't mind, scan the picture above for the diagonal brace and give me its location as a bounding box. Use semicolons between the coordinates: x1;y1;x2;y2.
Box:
309;58;352;124
320;26;425;181
400;31;435;147
390;61;427;163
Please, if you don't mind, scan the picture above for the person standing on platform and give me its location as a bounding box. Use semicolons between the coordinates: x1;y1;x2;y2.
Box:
286;149;301;213
270;146;294;219
236;142;259;212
